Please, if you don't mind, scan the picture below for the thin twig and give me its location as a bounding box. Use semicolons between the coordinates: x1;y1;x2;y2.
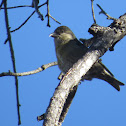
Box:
45;0;61;27
37;113;45;121
97;4;117;20
10;2;47;33
32;0;39;7
0;62;57;77
33;0;44;21
91;0;96;24
58;72;64;80
0;0;5;10
1;2;45;10
10;11;35;32
4;37;9;44
3;1;60;32
1;5;33;9
4;0;21;125
46;0;50;27
49;14;61;25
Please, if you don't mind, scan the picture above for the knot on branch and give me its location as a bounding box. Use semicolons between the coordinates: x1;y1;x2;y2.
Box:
110;16;126;33
108;13;126;51
88;13;126;51
88;24;111;37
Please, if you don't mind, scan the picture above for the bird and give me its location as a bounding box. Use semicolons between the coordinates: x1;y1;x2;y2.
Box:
49;26;124;91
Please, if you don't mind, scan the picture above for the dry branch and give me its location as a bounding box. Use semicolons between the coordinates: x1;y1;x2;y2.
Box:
97;4;116;20
0;0;5;10
43;13;126;126
2;1;60;33
32;0;44;21
91;0;96;24
10;2;47;33
0;62;57;77
4;0;21;124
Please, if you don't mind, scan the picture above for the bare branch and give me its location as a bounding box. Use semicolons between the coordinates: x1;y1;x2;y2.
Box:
43;51;99;126
46;0;50;27
58;85;78;125
4;37;9;44
10;3;47;33
4;0;21;124
91;0;96;24
37;113;45;121
97;4;116;20
1;5;33;9
10;11;35;33
0;0;5;10
32;0;44;21
2;1;60;33
43;14;126;125
37;85;78;124
32;0;39;7
45;0;61;27
58;72;64;80
1;2;45;10
49;14;61;25
0;62;57;77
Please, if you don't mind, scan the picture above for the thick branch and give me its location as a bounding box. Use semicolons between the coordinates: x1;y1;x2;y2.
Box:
37;85;78;123
43;50;100;126
43;13;126;126
58;85;78;125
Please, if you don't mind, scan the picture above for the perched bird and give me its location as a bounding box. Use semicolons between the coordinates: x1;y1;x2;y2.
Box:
50;26;124;91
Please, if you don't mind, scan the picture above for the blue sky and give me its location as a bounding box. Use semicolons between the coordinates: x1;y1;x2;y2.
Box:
0;0;126;126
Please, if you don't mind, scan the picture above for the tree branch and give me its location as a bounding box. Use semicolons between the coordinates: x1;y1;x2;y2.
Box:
97;4;116;20
43;13;126;126
0;62;57;77
0;0;5;10
45;0;61;27
58;85;78;125
9;1;60;32
10;2;47;33
10;10;35;33
2;1;60;34
32;0;44;21
1;5;33;9
37;80;78;124
4;0;21;125
91;0;96;24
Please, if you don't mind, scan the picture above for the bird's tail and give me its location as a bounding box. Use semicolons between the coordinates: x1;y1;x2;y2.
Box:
100;75;124;91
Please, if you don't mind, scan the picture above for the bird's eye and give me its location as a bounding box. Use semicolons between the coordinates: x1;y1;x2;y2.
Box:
56;32;60;35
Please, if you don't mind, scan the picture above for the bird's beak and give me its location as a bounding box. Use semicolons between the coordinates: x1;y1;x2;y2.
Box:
49;32;58;38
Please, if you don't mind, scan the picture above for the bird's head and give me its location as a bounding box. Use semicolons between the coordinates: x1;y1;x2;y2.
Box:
49;26;76;48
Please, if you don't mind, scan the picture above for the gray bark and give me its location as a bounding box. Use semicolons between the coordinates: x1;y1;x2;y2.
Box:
43;13;126;126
